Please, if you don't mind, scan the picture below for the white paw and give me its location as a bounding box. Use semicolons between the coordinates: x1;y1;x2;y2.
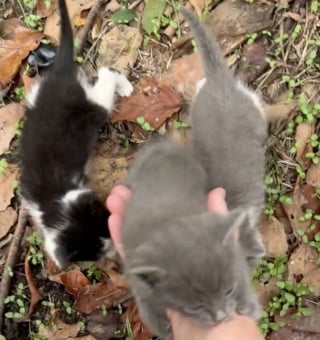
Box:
115;73;133;97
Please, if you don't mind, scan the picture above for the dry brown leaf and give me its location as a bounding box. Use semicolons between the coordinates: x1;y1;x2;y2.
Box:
288;243;318;283
306;163;320;188
0;103;25;154
255;278;281;308
44;0;95;42
263;90;297;123
301;184;320;214
259;215;288;258
112;80;182;130
295;123;314;167
275;306;320;333
25;251;42;315
39;318;81;339
122;300;155;340
283;180;310;233
237;43;268;84
269;328;319;340
189;0;212;15
0;207;17;239
97;25;143;76
36;0;56;18
0;21;44;86
0;165;18;211
74;270;129;314
60;270;91;298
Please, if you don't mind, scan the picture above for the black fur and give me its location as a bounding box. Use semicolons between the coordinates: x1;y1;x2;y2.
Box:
19;0;111;267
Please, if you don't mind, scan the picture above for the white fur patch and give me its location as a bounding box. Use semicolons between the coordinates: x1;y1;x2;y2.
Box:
26;82;41;108
61;188;91;205
196;78;206;95
82;67;133;113
24;200;44;229
237;81;264;117
42;228;60;266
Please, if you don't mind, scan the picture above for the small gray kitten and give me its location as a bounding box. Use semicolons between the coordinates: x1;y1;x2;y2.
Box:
122;7;267;339
181;7;267;268
123;141;261;339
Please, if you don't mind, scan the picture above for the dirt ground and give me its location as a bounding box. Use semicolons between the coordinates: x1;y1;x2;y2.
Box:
0;0;320;339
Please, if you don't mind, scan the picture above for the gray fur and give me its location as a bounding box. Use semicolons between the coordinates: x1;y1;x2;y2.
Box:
123;141;261;339
122;7;267;339
180;6;267;266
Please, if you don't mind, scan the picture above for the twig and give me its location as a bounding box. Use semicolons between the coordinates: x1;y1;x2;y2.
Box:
77;0;110;55
0;208;28;332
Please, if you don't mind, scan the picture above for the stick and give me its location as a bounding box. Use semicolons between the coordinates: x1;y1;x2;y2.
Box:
77;0;110;55
0;208;28;331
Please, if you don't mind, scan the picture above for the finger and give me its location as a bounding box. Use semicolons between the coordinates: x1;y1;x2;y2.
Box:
111;185;131;201
106;185;132;215
207;187;228;215
108;214;125;259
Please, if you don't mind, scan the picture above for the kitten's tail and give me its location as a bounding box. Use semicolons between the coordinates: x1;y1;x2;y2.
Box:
54;0;76;75
179;6;229;79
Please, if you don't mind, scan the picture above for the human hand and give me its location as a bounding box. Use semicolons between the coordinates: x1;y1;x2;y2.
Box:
106;185;228;257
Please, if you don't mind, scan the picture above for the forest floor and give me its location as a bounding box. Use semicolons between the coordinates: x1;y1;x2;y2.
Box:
0;0;320;339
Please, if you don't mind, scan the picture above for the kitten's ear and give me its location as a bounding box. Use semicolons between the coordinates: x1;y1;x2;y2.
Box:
129;266;166;288
222;212;247;245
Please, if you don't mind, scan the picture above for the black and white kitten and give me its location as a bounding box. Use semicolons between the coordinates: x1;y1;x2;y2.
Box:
19;0;133;268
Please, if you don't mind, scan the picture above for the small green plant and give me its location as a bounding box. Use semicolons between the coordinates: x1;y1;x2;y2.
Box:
112;8;137;24
63;301;73;315
264;174;292;215
136;117;154;132
305;151;319;165
0;158;8;175
24;14;42;29
253;257;287;284
291;24;302;40
247;32;258;45
15;121;25;137
311;0;319;13
26;232;45;268
282;75;301;101
14;87;25;101
101;304;107;316
84;262;103;283
306;49;318;66
296;164;306;180
4;283;27;319
173;120;190;129
259;281;314;336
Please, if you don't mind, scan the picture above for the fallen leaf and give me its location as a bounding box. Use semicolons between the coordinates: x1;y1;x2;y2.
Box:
75;270;129;314
287;244;318;287
306;163;320;188
263;90;298;123
206;0;274;54
44;0;95;42
0;103;25;154
259;215;288;258
87;309;123;339
0;207;17;239
301;184;320;214
122;300;155;340
0;21;44;86
295;123;314;167
39;318;81;339
112;80;182;130
275;305;320;333
255;278;281;308
141;0;166;35
282;12;302;21
37;0;55;18
96;25;143;76
237;43;268;83
189;0;212;16
60;270;91;298
25;251;42;315
269;328;319;340
0;165;18;211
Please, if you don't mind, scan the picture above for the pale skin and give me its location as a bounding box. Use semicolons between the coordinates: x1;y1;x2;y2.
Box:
106;185;265;340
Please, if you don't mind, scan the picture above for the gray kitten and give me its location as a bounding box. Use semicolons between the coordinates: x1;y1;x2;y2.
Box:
122;7;267;339
181;7;267;268
123;141;261;339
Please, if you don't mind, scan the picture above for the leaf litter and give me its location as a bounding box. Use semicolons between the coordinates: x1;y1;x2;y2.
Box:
1;0;320;339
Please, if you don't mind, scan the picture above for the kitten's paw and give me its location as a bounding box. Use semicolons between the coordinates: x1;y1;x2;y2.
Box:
114;73;133;97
